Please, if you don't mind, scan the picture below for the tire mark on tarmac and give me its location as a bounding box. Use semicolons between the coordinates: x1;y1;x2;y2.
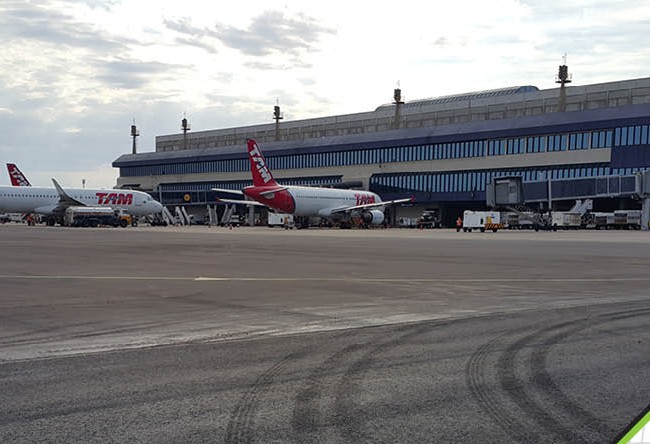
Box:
497;319;588;443
467;303;650;443
466;328;526;441
223;351;305;444
290;321;446;443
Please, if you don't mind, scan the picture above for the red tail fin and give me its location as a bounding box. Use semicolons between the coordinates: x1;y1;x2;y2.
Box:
7;163;31;186
247;139;278;187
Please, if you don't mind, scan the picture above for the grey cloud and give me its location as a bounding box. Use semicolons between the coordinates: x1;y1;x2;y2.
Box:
176;37;219;54
163;17;220;38
0;2;134;52
214;10;335;57
163;17;220;53
95;59;188;89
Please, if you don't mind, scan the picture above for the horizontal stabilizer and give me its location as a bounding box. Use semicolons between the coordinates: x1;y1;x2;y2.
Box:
212;188;245;195
259;187;288;197
216;197;267;207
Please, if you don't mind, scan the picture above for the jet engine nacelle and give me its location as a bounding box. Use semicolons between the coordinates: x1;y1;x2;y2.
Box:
362;209;385;225
34;205;57;215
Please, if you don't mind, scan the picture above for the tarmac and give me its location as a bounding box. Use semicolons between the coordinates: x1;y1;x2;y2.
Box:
1;224;649;443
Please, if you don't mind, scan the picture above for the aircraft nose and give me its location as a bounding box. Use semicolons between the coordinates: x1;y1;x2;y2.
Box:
153;201;163;213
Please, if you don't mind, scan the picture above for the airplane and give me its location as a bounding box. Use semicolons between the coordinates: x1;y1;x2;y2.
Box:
7;163;31;186
213;139;414;227
0;178;164;225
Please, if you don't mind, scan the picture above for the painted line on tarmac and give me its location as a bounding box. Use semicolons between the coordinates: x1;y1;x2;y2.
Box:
1;275;650;283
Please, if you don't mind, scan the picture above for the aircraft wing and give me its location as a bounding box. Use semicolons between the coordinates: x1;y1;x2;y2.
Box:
216;197;268;207
329;197;414;214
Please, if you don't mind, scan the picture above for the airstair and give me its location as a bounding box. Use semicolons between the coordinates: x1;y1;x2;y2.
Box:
161;207;175;225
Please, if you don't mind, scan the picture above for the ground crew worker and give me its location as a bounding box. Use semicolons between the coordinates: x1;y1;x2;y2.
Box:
456;216;463;232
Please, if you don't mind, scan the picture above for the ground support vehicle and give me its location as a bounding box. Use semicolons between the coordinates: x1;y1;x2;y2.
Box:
551;212;582;230
614;210;642;229
462;210;504;232
64;206;118;227
417;209;441;229
267;212;294;228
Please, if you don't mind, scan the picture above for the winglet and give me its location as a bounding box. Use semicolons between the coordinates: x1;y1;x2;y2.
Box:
51;178;85;206
247;139;278;187
51;178;67;198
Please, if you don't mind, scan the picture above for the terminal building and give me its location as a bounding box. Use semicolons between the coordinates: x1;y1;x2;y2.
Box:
112;67;650;226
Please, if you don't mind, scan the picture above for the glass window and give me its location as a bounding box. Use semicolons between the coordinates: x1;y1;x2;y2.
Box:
526;137;535;153
569;134;577;150
620;127;628;146
635;126;642;145
547;136;555;152
642;125;649;145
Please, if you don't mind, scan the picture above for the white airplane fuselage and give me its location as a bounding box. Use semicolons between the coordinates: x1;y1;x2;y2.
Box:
243;185;383;217
0;185;163;216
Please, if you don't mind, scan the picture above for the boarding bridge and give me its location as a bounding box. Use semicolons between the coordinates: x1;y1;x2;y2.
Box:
487;177;551;229
488;174;649;230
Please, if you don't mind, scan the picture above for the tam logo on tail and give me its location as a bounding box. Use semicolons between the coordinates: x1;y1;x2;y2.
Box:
247;139;277;186
7;164;31;187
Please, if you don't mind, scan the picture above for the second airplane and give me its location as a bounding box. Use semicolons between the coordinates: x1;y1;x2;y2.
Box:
214;139;413;227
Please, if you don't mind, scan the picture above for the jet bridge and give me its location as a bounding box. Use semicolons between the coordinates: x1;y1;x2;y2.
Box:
487;176;552;229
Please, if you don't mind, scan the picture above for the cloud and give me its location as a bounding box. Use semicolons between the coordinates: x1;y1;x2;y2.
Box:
163;17;220;53
244;60;312;70
214;10;336;57
95;58;188;89
0;1;133;52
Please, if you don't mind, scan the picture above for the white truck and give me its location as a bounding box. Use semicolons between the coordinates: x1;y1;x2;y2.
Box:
267;212;294;228
551;212;582;229
462;210;503;232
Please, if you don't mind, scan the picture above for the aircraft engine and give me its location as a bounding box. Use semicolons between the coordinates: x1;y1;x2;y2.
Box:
362;209;385;225
34;205;57;215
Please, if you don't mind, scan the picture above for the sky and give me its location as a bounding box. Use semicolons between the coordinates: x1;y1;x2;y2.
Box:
1;0;649;188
